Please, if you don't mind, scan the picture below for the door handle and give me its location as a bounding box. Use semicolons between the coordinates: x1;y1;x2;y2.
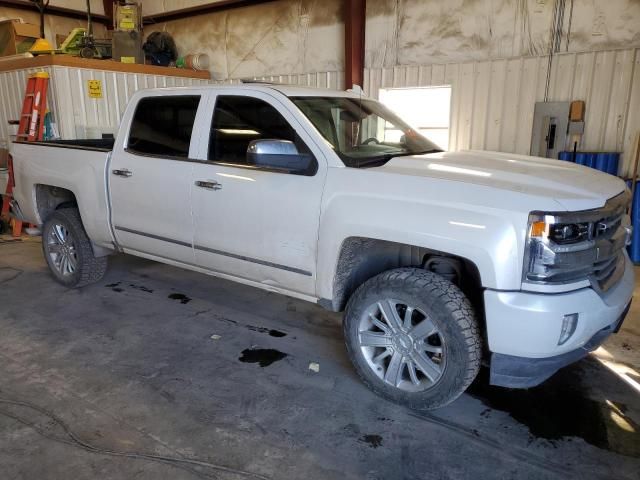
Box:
112;169;133;178
195;180;222;191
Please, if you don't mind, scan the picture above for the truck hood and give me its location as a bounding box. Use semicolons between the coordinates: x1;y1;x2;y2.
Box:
375;150;627;211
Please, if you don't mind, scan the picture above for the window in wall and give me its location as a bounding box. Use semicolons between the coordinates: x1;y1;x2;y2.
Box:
208;96;297;164
378;86;452;150
128;95;200;158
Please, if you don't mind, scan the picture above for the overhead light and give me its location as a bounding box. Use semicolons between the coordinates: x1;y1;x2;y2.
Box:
217;129;260;135
449;221;486;229
427;163;491;177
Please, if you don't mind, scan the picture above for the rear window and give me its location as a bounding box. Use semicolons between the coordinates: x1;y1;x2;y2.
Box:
128;95;200;158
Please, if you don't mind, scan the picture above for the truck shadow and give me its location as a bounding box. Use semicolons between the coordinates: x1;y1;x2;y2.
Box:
466;357;640;457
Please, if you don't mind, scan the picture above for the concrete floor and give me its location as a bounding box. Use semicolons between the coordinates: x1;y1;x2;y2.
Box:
0;236;639;480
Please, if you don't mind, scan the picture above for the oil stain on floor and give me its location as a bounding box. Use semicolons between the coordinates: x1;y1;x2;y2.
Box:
168;293;192;304
359;434;383;448
468;365;640;457
239;348;288;367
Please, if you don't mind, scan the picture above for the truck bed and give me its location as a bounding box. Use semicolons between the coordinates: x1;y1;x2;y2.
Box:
10;139;114;248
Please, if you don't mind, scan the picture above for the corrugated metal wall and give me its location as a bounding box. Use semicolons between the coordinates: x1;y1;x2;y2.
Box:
364;47;640;176
3;49;637;176
0;66;53;148
0;66;208;145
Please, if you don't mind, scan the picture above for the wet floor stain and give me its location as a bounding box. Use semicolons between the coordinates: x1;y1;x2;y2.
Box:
168;293;191;304
105;282;122;292
129;284;153;293
238;348;288;367
359;434;383;448
468;367;640;457
246;325;287;337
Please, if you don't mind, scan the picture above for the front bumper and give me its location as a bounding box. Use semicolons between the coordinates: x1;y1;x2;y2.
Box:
484;253;635;388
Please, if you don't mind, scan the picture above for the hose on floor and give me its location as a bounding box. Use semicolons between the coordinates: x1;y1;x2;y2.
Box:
0;397;270;480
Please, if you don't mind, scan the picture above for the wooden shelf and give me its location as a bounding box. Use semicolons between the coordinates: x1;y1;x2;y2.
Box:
0;54;210;79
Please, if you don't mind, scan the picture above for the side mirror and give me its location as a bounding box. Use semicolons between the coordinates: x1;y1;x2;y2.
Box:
246;139;315;175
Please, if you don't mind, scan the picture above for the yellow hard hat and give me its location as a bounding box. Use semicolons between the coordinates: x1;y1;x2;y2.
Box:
30;38;54;53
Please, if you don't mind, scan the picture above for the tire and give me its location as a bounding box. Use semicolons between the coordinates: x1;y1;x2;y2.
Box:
344;267;481;410
42;208;107;288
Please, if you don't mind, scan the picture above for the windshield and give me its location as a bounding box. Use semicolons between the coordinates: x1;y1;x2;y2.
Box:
291;96;441;168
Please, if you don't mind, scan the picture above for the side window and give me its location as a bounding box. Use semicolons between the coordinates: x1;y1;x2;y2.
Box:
208;96;298;164
128;95;200;158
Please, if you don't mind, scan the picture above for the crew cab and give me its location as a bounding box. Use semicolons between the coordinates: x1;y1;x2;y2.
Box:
9;84;635;409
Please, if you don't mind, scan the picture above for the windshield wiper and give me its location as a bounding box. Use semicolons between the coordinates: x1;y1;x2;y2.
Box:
394;149;442;157
350;149;442;168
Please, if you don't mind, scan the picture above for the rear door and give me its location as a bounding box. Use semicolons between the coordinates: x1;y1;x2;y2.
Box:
189;90;327;296
109;93;204;264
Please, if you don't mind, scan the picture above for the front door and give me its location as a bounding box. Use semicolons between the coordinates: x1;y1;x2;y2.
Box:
190;91;327;296
110;94;203;264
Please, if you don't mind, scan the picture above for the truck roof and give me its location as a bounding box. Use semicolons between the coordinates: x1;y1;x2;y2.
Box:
144;83;364;99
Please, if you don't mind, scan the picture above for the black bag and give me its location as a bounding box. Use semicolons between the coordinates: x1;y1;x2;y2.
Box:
142;31;178;66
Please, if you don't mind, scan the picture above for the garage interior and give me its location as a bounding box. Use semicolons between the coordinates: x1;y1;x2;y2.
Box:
0;1;639;479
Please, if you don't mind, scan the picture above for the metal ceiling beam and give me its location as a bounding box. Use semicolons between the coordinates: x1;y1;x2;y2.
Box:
142;0;277;24
345;0;365;89
0;0;109;25
102;0;114;29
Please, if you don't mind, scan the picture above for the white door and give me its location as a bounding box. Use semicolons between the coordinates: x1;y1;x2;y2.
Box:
190;91;327;296
110;94;203;264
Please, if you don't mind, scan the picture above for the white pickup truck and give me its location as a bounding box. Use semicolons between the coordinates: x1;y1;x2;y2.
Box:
9;84;635;409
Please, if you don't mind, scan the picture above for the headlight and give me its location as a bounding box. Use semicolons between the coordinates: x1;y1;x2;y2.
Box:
524;214;596;284
523;193;630;290
548;222;590;244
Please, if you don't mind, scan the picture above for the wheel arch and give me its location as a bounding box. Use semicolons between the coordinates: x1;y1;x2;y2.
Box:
36;184;112;257
325;237;485;318
35;184;78;223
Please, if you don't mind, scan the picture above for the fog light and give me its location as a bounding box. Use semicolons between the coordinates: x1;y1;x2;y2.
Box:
558;313;579;345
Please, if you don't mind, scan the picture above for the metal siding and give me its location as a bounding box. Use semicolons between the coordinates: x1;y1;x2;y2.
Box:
470;61;491;150
622;50;640;177
0;66;208;145
364;48;640;174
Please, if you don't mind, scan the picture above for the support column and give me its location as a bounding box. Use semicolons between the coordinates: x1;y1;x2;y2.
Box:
344;0;365;89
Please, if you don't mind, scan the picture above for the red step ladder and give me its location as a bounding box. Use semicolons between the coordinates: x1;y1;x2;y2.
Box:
1;72;49;236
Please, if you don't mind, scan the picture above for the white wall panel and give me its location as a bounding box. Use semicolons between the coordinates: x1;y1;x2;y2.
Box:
0;67;53;148
364;48;640;176
0;66;208;146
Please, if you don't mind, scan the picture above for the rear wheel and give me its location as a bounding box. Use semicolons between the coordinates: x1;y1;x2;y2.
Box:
42;208;107;288
344;268;481;410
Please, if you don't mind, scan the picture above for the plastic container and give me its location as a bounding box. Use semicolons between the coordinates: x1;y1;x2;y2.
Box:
184;53;210;71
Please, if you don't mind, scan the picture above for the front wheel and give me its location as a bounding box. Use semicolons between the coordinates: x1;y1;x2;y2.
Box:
344;268;482;410
42;208;107;288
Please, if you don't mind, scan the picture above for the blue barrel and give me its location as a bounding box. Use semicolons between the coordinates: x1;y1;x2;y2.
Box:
595;153;608;172
558;151;573;161
605;153;619;175
560;151;620;176
630;183;640;264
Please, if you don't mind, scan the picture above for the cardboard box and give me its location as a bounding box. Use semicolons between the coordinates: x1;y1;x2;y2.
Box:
570;100;585;122
112;30;143;63
0;19;40;57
